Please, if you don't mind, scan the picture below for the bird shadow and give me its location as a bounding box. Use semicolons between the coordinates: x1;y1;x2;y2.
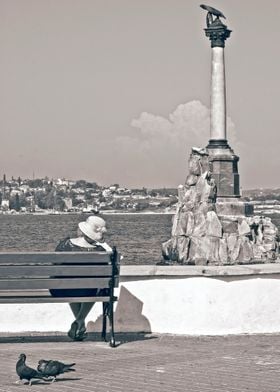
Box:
53;377;82;382
21;380;51;386
21;377;81;386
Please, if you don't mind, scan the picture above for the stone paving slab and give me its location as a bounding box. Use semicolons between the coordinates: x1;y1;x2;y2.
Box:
0;333;280;392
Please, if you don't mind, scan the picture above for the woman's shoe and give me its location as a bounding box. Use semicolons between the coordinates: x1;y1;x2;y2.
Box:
67;321;79;340
75;325;87;341
75;330;88;341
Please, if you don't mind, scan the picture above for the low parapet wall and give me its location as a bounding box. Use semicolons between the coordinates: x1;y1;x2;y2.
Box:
1;263;280;335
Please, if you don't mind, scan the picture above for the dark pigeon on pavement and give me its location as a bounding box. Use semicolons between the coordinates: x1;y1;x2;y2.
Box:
37;359;76;382
16;353;49;386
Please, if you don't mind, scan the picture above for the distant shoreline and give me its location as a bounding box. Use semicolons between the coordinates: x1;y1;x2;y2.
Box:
1;209;280;217
0;210;176;216
102;210;175;215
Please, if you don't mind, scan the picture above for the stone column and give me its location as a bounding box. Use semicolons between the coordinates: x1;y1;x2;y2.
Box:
202;16;253;216
204;19;241;200
205;18;231;148
210;47;226;141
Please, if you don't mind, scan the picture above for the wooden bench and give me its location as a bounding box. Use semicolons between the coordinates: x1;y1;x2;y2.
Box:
0;247;120;347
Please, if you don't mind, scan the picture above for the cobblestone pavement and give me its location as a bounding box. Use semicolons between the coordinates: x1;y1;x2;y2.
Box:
0;333;280;392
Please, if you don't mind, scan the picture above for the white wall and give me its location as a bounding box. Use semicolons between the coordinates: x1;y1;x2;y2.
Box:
1;264;280;335
115;277;280;335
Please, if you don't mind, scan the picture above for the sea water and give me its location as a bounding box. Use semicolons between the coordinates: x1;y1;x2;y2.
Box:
0;212;278;265
0;213;173;265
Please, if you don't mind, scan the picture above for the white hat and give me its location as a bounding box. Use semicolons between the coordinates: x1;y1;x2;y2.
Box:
78;216;106;241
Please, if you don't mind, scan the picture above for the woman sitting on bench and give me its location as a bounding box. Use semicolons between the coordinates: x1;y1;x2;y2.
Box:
50;215;112;341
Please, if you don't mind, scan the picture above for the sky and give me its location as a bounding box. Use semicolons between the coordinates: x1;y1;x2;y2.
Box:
0;0;279;189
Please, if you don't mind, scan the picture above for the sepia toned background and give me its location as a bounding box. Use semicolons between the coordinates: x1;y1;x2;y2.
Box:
0;0;279;188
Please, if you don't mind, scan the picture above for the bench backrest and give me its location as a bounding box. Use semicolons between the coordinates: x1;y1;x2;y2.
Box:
0;249;120;292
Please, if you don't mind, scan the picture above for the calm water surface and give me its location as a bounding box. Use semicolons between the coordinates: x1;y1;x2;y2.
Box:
0;213;173;265
0;213;278;265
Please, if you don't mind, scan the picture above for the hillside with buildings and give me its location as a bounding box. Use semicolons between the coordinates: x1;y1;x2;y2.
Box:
0;175;279;216
243;188;280;216
0;176;178;214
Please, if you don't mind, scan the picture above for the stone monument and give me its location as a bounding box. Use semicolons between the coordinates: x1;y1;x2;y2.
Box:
202;4;252;216
161;5;279;265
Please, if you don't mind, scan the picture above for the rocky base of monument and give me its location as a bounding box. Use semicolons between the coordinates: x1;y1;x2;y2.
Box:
162;147;279;265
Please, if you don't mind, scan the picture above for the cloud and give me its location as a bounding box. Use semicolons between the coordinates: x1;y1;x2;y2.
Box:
129;100;237;147
114;100;237;187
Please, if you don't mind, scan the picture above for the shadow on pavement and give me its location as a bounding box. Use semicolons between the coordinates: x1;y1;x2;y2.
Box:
52;377;82;382
19;377;82;387
0;332;157;345
111;332;157;346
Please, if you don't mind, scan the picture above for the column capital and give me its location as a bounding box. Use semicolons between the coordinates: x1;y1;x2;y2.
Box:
204;19;231;48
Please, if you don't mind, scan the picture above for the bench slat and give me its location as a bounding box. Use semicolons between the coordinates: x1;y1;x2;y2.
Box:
0;277;111;290
0;252;112;264
0;296;118;303
0;265;113;277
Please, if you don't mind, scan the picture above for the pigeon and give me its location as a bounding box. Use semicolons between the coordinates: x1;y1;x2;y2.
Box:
37;359;76;382
16;353;49;386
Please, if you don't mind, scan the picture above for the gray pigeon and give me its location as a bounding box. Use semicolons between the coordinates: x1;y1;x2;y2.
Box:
16;353;49;386
37;359;76;382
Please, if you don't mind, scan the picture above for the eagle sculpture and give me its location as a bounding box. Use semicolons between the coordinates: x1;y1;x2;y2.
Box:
200;4;226;27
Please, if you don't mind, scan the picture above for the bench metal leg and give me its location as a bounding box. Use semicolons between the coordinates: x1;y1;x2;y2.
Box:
101;302;108;342
109;301;116;348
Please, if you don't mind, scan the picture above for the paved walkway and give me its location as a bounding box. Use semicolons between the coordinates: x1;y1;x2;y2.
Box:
1;332;280;391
